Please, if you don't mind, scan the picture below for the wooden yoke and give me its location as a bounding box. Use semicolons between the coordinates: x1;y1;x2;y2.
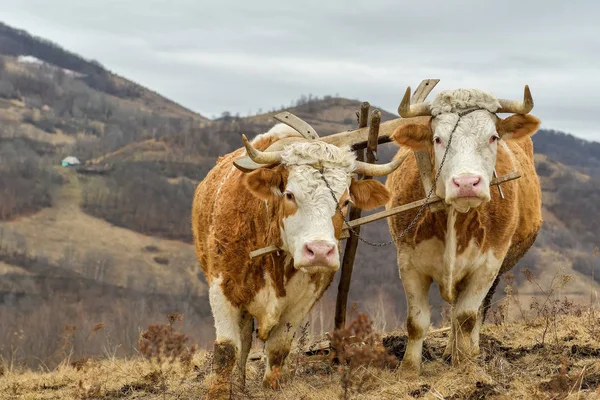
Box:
245;78;523;270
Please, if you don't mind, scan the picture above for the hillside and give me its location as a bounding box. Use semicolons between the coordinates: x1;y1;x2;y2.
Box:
0;22;209;123
0;21;599;375
533;129;600;177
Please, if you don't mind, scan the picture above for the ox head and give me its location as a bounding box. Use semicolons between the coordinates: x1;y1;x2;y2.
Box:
392;86;540;213
239;132;401;272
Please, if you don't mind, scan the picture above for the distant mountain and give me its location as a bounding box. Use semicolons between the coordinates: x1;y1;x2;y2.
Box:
0;21;209;122
533;129;600;177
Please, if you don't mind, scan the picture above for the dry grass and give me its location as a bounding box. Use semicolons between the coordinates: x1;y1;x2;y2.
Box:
1;308;598;400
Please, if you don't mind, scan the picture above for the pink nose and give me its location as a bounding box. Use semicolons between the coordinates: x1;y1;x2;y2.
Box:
302;241;336;265
452;175;482;197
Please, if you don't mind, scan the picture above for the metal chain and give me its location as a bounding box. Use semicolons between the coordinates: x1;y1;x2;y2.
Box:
319;108;485;247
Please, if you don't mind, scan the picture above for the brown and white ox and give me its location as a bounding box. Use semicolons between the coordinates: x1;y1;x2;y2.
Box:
385;87;543;373
192;124;400;397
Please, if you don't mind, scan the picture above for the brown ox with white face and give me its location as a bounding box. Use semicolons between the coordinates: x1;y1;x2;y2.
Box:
192;123;401;398
386;86;543;374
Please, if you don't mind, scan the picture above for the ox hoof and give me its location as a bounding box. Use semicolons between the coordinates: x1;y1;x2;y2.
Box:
398;360;421;377
447;350;476;367
442;349;452;365
206;383;231;400
263;367;285;390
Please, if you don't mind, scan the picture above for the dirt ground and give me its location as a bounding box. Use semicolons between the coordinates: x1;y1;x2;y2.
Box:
1;310;599;400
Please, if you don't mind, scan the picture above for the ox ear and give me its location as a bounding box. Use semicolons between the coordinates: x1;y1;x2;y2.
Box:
496;114;541;140
349;179;391;211
391;123;433;149
243;167;285;200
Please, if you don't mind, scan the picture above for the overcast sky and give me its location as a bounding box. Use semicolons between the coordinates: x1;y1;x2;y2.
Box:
4;0;600;141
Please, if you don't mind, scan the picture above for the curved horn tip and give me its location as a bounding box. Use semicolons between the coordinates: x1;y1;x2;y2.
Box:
353;153;407;177
524;85;533;108
240;134;283;165
241;134;253;153
398;86;412;117
404;86;412;101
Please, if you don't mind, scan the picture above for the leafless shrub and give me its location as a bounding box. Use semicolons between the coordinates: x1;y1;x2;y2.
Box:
523;268;573;345
288;321;311;381
138;312;197;367
136;313;198;395
0;140;62;220
328;313;398;400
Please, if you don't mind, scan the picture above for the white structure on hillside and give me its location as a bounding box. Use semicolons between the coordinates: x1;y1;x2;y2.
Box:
61;156;81;167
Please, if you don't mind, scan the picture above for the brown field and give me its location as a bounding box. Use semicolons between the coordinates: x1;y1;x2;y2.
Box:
1;306;599;400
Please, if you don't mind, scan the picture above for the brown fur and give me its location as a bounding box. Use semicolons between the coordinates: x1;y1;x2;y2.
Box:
406;316;424;340
192;134;308;307
391;122;433;149
207;340;237;399
350;179;392;211
497;114;541;139
456;311;477;333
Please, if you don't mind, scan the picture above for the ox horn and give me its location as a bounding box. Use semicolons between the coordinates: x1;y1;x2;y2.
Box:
497;85;534;114
398;86;432;118
354;152;409;177
242;134;283;165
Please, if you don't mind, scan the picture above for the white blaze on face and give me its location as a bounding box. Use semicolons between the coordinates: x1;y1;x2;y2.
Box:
432;111;499;211
428;89;503;213
277;142;355;272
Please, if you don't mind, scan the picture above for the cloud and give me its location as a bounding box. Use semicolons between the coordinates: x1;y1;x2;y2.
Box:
3;0;599;140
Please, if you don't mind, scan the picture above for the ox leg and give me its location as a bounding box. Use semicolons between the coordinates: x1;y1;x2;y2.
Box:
263;323;294;390
445;266;499;366
238;311;254;388
263;316;304;389
207;278;242;399
399;267;432;375
263;293;319;389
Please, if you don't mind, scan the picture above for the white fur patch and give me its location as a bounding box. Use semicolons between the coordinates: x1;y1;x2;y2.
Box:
428;89;505;207
276;141;356;266
281;141;356;172
251;122;301;144
246;263;319;341
209;276;242;349
429;88;501;116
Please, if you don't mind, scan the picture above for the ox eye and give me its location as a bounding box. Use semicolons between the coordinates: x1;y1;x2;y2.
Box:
490;134;500;144
433;136;442;145
284;191;295;201
343;199;350;207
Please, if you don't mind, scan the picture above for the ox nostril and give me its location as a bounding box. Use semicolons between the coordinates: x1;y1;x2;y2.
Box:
304;241;336;262
453;175;481;189
327;246;335;257
303;244;315;258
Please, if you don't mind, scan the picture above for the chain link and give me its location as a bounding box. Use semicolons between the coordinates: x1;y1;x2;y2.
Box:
319;108;484;247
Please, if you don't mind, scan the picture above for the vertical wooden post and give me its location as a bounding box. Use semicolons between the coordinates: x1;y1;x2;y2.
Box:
410;79;446;213
334;103;380;330
364;110;381;177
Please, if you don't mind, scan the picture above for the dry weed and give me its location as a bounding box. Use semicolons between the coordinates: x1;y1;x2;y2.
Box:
328;312;398;400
